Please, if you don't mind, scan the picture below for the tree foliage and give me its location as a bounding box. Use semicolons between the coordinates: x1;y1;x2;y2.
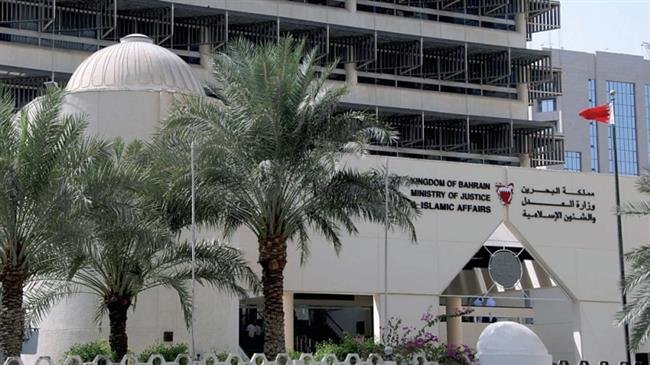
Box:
148;37;419;356
618;173;650;350
26;139;259;360
0;87;105;356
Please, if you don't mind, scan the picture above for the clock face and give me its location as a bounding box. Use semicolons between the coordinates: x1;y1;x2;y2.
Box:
488;249;523;289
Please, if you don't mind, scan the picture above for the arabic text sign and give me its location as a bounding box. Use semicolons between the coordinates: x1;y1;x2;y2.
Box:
520;186;597;223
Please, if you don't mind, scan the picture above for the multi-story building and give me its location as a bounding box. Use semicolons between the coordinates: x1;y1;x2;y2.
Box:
10;1;645;365
1;0;563;166
533;49;650;175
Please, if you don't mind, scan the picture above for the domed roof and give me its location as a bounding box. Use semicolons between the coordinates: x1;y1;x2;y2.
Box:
477;321;548;356
66;34;204;95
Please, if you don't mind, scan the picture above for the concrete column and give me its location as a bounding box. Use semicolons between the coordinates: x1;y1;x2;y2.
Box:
515;12;527;37
372;294;382;343
520;153;531;168
345;0;357;12
345;62;358;86
517;82;530;108
446;297;463;346
199;44;212;69
199;26;213;69
283;292;294;352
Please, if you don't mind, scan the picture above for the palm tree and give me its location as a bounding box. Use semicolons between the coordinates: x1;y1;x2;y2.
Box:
150;38;419;356
26;140;259;360
617;173;650;350
0;88;101;357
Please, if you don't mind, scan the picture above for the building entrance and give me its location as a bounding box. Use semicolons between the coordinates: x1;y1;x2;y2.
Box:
440;223;575;362
239;294;373;356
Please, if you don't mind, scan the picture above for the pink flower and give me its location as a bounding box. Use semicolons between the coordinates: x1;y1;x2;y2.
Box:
424;332;438;342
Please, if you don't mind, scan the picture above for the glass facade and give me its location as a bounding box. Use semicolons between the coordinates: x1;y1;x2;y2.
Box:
646;85;650;165
564;151;582;172
607;81;638;176
588;79;598;172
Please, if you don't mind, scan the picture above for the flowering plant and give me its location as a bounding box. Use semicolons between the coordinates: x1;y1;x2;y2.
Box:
442;344;477;365
380;307;477;365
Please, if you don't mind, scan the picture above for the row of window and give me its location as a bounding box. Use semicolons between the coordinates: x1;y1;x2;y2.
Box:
607;81;638;176
646;85;650;173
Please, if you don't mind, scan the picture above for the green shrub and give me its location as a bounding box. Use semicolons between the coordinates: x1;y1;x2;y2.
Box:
62;339;115;363
287;350;301;360
314;333;383;361
204;350;230;365
138;342;189;365
206;350;250;365
214;350;229;362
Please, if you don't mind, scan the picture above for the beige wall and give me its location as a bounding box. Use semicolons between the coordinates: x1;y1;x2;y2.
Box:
31;287;239;362
32;152;650;363
243;155;648;363
63;91;175;141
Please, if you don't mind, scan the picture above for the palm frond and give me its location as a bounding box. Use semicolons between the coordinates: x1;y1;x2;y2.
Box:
148;36;419;271
24;280;79;327
620;201;650;216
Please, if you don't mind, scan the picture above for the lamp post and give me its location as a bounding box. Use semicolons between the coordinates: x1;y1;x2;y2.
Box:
384;157;389;328
610;89;631;364
190;140;197;361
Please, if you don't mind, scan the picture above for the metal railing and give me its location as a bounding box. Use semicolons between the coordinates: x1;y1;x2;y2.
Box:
0;0;562;101
3;353;642;365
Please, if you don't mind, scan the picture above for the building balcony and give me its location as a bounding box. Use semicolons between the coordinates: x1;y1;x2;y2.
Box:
365;108;564;167
0;0;562;105
288;0;561;40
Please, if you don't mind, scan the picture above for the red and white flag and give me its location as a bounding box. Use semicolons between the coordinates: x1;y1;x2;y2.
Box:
578;102;615;124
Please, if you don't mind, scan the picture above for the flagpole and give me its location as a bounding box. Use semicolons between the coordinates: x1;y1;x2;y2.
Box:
610;89;631;364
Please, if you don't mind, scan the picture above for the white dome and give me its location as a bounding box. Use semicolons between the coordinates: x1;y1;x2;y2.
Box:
477;321;548;356
66;34;204;95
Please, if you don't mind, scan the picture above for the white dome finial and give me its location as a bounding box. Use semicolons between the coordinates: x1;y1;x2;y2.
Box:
119;34;154;44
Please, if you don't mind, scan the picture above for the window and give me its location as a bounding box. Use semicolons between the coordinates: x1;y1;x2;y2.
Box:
538;98;556;113
588;79;599;172
564;151;582;172
646;85;650;165
607;81;638;176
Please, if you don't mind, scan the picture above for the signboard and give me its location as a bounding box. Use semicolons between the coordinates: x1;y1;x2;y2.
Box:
409;177;492;213
520;185;597;224
408;175;597;225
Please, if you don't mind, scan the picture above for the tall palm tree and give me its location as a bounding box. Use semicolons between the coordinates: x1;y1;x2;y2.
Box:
617;173;650;350
150;38;419;356
26;140;259;360
0;88;100;357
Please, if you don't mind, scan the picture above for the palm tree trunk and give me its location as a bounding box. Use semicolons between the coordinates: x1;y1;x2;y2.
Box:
259;235;288;358
0;267;26;357
107;297;131;361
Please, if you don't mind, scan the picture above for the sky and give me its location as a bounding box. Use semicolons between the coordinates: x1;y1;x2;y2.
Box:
528;0;650;58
